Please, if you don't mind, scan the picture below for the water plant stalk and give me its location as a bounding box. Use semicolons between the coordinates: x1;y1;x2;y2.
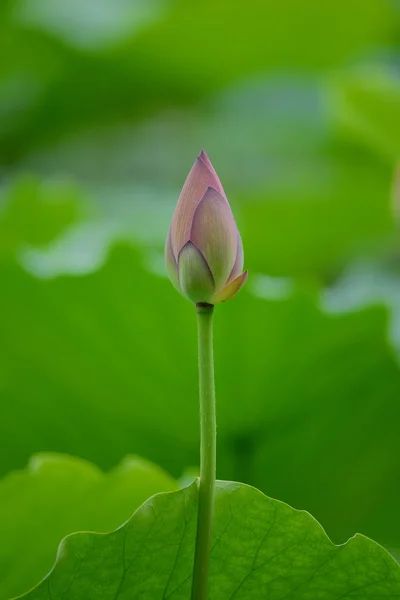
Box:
191;302;216;600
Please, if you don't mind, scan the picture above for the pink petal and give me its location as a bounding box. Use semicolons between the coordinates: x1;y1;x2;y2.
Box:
178;241;215;304
190;187;238;289
227;232;244;283
198;150;228;201
165;227;181;292
170;152;226;257
212;270;248;304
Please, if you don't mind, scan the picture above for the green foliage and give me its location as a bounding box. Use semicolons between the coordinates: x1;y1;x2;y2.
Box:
1;2;400;596
22;480;400;599
132;0;395;81
331;69;400;160
1;238;400;548
0;0;397;163
0;176;83;261
0;454;176;600
242;158;395;277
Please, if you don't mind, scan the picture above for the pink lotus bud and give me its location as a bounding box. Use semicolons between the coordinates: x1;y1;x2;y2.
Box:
165;150;248;304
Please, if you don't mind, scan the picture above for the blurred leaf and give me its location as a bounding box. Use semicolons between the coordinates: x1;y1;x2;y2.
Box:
323;257;400;356
131;0;396;85
0;176;84;261
0;453;177;600
330;68;400;160
16;76;395;280
0;28;187;164
0;0;397;163
18;77;328;189
22;480;400;600
242;156;395;277
1;242;400;549
18;150;394;282
16;0;168;50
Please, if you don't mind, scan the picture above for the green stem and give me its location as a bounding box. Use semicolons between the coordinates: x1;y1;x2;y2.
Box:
191;302;216;600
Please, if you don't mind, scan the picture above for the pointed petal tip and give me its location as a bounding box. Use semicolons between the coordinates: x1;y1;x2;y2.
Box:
177;239;195;259
197;150;216;175
240;270;248;285
203;186;225;200
171;156;224;255
198;149;208;161
170;150;228;255
197;152;229;205
190;187;237;288
212;270;248;304
178;241;215;304
227;232;244;282
200;185;230;208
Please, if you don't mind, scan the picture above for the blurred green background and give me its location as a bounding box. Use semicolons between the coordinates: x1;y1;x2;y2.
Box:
1;0;400;587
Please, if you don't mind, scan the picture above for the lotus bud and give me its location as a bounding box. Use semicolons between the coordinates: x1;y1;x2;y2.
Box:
165;150;248;304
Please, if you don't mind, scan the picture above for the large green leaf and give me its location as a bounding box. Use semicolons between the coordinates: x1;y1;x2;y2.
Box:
22;480;400;599
1;242;400;549
330;68;400;160
0;453;177;600
241;157;394;277
0;175;84;261
322;257;400;356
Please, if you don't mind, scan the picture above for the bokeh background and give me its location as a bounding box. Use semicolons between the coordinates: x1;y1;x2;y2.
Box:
1;0;400;594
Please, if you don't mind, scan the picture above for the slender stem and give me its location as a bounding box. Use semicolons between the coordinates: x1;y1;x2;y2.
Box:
191;302;216;600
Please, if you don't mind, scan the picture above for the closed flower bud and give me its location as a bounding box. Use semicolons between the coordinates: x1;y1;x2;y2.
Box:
165;150;248;304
